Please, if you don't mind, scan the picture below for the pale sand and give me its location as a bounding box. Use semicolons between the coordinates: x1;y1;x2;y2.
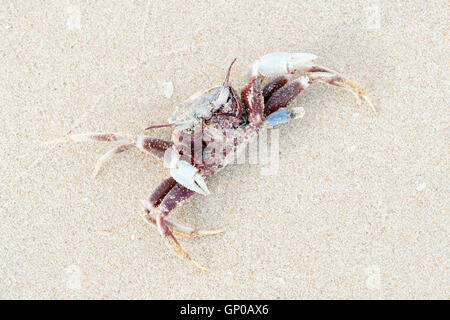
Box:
0;1;448;299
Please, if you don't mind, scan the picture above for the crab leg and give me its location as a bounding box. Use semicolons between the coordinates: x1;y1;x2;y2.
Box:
48;132;172;177
148;177;178;208
249;52;375;114
156;213;210;271
136;136;173;158
91;144;133;178
262;74;292;102
264;76;310;117
241;76;264;126
47;132;135;144
48;133;172;153
142;178;221;236
302;64;376;114
141;180;223;271
157;184;223;271
141;203;223;238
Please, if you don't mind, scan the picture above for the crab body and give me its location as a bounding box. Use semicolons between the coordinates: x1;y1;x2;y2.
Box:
53;52;375;271
169;84;245;173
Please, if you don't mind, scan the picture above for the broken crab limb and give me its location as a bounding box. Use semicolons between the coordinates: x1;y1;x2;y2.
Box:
164;149;210;195
250;52;317;77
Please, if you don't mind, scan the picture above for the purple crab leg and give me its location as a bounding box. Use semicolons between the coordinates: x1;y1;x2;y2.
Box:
264;76;310;117
262;75;292;102
241;76;264;126
48;132;135;144
141;178;223;271
262;67;376;118
148;177;178;208
158;183;196;217
140;177;178;226
136;135;173;158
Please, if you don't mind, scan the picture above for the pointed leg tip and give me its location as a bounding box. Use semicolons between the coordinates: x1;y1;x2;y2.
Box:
189;228;225;237
191;260;210;272
365;97;378;115
90;164;101;179
342;79;377;116
204;228;225;236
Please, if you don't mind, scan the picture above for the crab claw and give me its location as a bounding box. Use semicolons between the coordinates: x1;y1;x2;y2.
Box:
250;52;317;77
164;149;210;195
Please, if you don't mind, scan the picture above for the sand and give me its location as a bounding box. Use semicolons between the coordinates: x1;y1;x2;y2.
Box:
0;1;448;299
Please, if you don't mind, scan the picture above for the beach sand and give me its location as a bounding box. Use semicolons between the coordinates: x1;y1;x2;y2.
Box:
0;1;448;299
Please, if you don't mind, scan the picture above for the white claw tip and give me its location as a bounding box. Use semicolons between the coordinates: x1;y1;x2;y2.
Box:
194;173;210;195
169;158;210;195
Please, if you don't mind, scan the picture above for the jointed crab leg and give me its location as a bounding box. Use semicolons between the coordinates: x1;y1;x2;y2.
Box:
155;213;210;271
141;178;223;271
302;64;376;114
250;52;376;114
48;132;172;177
148;177;178;208
141;205;224;238
264;76;310;117
262;74;292;102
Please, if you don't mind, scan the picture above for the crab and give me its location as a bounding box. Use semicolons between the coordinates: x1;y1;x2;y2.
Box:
51;52;375;271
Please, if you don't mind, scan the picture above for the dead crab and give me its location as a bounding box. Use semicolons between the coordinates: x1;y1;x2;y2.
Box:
51;52;375;271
